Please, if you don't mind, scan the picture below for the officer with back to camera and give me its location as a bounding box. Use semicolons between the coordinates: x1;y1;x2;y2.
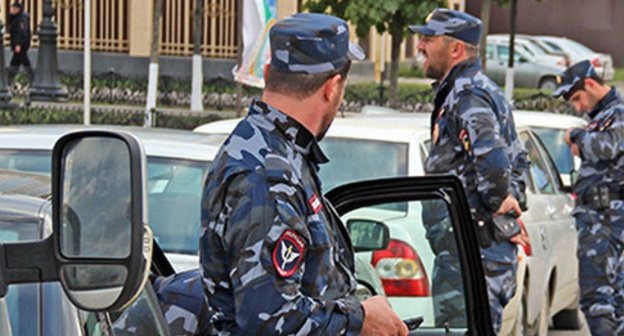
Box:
200;13;408;336
555;60;624;335
411;8;530;334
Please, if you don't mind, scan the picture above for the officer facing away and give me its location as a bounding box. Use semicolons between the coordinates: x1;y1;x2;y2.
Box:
412;8;530;333
7;2;33;82
200;13;408;335
554;60;624;335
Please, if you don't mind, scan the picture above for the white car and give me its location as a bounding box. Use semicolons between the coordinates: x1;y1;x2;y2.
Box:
514;111;587;189
195;114;582;334
531;36;615;81
0;125;223;272
488;34;568;70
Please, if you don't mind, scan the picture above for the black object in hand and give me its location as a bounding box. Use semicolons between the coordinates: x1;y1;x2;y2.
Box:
403;317;424;330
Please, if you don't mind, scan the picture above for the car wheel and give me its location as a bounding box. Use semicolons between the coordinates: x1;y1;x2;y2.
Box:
552;308;582;330
529;286;550;336
539;77;557;91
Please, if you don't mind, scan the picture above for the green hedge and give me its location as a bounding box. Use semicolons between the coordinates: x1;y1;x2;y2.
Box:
0;108;223;130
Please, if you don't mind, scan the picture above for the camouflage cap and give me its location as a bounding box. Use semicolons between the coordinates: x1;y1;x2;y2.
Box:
553;60;599;98
270;13;365;74
410;8;482;46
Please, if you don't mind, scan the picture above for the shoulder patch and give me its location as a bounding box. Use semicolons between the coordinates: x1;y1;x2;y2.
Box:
459;129;471;152
273;230;306;277
308;194;323;214
599;115;615;132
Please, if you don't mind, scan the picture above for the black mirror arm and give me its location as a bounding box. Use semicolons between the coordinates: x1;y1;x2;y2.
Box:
0;237;58;298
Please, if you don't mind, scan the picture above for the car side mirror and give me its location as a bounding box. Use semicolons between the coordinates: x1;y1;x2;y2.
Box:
0;131;152;313
347;219;390;252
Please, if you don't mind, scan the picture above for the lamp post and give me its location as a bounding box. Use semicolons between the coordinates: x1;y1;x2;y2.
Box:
0;14;11;108
30;0;67;101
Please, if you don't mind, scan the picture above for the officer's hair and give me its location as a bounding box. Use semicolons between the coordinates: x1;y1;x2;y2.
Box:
442;35;478;58
265;62;351;99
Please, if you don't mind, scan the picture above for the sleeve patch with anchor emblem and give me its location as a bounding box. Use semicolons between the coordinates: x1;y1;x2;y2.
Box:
273;230;306;277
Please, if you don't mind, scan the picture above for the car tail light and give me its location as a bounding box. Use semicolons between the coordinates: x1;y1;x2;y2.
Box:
372;239;430;297
565;59;571;66
592;58;602;68
557;60;565;66
517;218;532;257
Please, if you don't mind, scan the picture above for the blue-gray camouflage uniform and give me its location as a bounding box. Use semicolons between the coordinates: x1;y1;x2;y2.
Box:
199;13;366;335
555;60;624;335
200;100;364;335
412;9;529;334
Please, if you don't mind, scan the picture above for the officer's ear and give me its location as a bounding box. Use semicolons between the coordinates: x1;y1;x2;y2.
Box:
450;40;465;59
323;74;343;103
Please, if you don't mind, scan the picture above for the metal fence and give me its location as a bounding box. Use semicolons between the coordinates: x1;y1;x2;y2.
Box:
160;0;238;58
3;0;129;52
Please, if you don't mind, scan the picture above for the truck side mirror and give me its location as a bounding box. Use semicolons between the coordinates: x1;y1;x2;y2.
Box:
53;131;152;311
347;219;390;252
0;130;152;313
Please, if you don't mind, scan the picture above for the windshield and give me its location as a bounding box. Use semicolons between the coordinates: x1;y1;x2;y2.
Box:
0;150;50;174
147;157;210;254
532;127;575;179
562;39;594;54
319;138;408;191
0;217;40;335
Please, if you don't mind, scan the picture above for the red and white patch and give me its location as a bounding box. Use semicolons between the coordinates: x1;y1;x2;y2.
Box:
272;230;306;277
309;194;323;214
459;129;471;152
587;121;599;131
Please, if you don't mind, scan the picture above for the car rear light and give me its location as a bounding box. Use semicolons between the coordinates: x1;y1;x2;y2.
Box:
592;58;602;68
372;239;430;297
565;59;570;66
517;218;532;257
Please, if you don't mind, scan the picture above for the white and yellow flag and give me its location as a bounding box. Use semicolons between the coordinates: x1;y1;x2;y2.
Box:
233;0;277;88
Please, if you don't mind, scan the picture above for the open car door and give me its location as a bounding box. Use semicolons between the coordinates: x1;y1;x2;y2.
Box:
326;175;494;335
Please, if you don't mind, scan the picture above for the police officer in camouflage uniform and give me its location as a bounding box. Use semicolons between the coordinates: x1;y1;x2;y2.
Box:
555;60;624;335
200;13;408;336
412;8;530;333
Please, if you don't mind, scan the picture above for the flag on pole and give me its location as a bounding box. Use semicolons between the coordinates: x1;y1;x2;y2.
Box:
233;0;277;88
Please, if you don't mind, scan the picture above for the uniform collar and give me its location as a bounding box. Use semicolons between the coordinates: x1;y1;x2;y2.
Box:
250;99;329;165
589;86;621;119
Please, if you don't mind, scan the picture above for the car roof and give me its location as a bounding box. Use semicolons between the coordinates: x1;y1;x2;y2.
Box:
0;125;222;161
194;115;432;143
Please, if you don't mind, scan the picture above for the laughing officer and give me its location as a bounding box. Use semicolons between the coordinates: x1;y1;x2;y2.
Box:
200;13;408;336
555;60;624;335
412;8;530;333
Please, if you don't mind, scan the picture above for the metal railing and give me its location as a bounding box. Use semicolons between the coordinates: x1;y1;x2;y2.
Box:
160;0;238;58
3;0;129;52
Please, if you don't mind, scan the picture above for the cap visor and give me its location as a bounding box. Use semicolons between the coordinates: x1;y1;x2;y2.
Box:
347;42;366;61
552;83;573;98
409;25;436;35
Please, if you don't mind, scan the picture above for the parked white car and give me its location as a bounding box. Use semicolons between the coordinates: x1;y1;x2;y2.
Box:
195;113;582;334
0;125;223;272
531;36;615;81
488;34;568;70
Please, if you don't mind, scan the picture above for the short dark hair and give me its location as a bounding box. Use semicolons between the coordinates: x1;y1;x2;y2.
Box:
265;62;351;99
563;75;605;100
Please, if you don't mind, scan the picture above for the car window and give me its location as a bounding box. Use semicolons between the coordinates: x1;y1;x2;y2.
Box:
147;157;210;255
486;44;494;59
0;150;51;174
520;132;557;194
563;39;594;54
497;45;522;62
320;138;408;211
0;217;40;335
532;127;576;185
543;40;563;53
345;198;468;331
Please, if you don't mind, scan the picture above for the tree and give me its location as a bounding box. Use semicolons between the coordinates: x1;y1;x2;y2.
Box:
306;0;444;108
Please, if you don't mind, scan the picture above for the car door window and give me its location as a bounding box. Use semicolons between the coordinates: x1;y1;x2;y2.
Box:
329;177;492;334
486;44;494;59
497;45;522;62
520;132;557;194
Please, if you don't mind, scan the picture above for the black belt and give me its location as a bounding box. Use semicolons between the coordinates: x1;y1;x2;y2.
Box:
578;185;623;208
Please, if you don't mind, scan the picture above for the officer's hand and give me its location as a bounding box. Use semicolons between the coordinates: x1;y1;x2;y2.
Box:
564;127;576;145
494;194;522;218
361;296;408;336
510;232;531;250
571;144;580;157
14;45;20;54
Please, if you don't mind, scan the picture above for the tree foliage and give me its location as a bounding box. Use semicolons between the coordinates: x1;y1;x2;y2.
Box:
305;0;444;107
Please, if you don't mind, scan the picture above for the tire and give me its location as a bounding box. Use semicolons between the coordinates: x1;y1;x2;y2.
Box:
539;77;557;91
552;309;582;330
